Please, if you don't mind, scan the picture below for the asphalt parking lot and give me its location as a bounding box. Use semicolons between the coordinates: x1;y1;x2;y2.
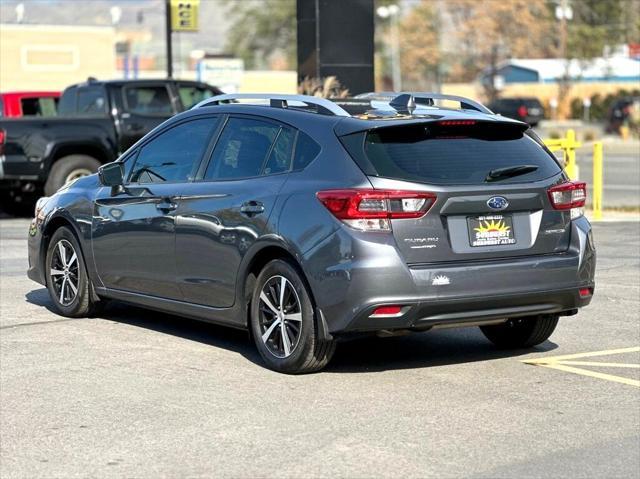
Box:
1;218;639;478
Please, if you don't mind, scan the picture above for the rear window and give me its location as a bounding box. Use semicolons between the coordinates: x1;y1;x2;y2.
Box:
343;122;561;185
21;97;58;116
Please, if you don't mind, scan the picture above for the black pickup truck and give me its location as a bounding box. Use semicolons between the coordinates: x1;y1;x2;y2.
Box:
0;78;222;206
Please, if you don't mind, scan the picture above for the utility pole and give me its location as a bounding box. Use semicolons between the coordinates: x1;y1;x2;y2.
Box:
165;0;173;78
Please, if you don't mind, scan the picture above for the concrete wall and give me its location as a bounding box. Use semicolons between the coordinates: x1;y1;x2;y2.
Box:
0;24;116;92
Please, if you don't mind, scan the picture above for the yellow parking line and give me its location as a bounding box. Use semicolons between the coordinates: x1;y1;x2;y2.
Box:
524;346;640;364
541;363;640;388
556;361;640;369
522;346;640;387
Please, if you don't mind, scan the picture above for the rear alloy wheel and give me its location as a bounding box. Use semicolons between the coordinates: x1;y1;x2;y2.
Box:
45;227;101;317
480;315;559;348
250;259;336;374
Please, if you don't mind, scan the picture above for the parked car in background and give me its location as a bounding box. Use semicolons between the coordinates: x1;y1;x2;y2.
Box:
0;78;222;208
27;92;595;374
0;91;60;118
488;97;544;126
605;97;640;134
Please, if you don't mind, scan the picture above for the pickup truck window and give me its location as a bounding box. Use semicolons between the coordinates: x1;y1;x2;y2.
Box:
58;87;77;116
178;85;214;109
123;86;173;116
21;97;58;117
129;117;218;184
77;87;107;117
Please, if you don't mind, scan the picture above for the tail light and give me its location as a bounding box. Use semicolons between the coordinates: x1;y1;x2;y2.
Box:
517;105;528;118
316;189;436;231
548;181;586;219
438;120;476;126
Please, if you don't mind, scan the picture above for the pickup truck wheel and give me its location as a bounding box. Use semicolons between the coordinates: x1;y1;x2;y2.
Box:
480;315;559;349
45;155;101;196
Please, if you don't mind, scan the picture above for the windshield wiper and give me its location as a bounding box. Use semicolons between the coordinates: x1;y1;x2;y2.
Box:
485;164;539;182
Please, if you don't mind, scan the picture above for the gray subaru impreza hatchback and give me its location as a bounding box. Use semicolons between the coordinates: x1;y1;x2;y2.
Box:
27;92;595;373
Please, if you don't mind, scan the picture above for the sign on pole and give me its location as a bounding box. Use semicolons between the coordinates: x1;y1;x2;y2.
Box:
171;0;199;32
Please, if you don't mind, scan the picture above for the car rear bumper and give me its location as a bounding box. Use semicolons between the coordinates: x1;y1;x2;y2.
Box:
336;286;591;334
303;217;596;334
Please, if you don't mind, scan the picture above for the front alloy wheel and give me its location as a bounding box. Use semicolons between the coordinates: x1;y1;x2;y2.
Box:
50;239;79;306
45;227;102;317
258;275;303;358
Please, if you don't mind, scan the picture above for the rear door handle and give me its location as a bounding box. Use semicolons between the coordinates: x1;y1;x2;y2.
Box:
240;201;265;215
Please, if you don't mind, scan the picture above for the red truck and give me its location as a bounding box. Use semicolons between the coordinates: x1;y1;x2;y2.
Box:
0;91;60;118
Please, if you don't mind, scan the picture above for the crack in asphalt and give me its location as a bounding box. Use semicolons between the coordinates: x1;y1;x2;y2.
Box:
0;317;82;330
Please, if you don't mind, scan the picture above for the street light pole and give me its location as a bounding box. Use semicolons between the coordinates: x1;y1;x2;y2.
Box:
389;6;402;92
165;0;173;78
377;4;402;92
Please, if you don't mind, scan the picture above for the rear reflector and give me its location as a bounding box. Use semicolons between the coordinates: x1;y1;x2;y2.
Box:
372;305;401;315
317;189;436;231
370;305;407;318
548;181;587;209
579;287;593;298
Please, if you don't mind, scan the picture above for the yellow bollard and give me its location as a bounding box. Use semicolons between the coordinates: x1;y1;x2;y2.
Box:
564;129;579;180
592;142;603;221
543;129;580;180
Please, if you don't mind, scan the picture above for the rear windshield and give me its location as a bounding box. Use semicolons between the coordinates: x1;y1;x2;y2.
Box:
342;122;562;185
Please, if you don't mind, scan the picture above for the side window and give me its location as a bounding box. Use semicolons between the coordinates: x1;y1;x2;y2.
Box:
293;131;321;170
204;117;280;180
124;86;173;116
129;117;218;184
263;127;295;175
120;149;139;180
178;85;214;110
57;88;77;116
77;87;107;116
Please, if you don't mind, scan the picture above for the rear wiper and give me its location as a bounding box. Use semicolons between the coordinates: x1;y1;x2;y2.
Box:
485;165;538;182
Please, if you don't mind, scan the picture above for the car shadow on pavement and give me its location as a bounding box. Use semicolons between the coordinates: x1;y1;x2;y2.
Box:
26;288;558;373
326;331;558;373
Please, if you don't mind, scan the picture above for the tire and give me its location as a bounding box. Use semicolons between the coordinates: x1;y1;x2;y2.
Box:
250;259;336;374
480;315;559;349
45;226;101;317
44;155;101;196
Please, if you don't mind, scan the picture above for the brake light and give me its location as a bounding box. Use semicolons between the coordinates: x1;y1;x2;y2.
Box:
317;189;436;231
438;120;476;126
548;181;586;219
517;105;528;118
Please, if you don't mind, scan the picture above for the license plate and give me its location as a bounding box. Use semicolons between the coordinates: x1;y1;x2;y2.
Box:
467;214;516;247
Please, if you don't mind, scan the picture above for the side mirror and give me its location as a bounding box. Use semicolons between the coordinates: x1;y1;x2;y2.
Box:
98;162;124;187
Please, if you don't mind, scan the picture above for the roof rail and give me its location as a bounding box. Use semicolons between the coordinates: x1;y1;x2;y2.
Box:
355;92;493;114
194;93;351;117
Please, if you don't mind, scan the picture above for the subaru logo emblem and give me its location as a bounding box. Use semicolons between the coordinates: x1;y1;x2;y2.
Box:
487;196;509;210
